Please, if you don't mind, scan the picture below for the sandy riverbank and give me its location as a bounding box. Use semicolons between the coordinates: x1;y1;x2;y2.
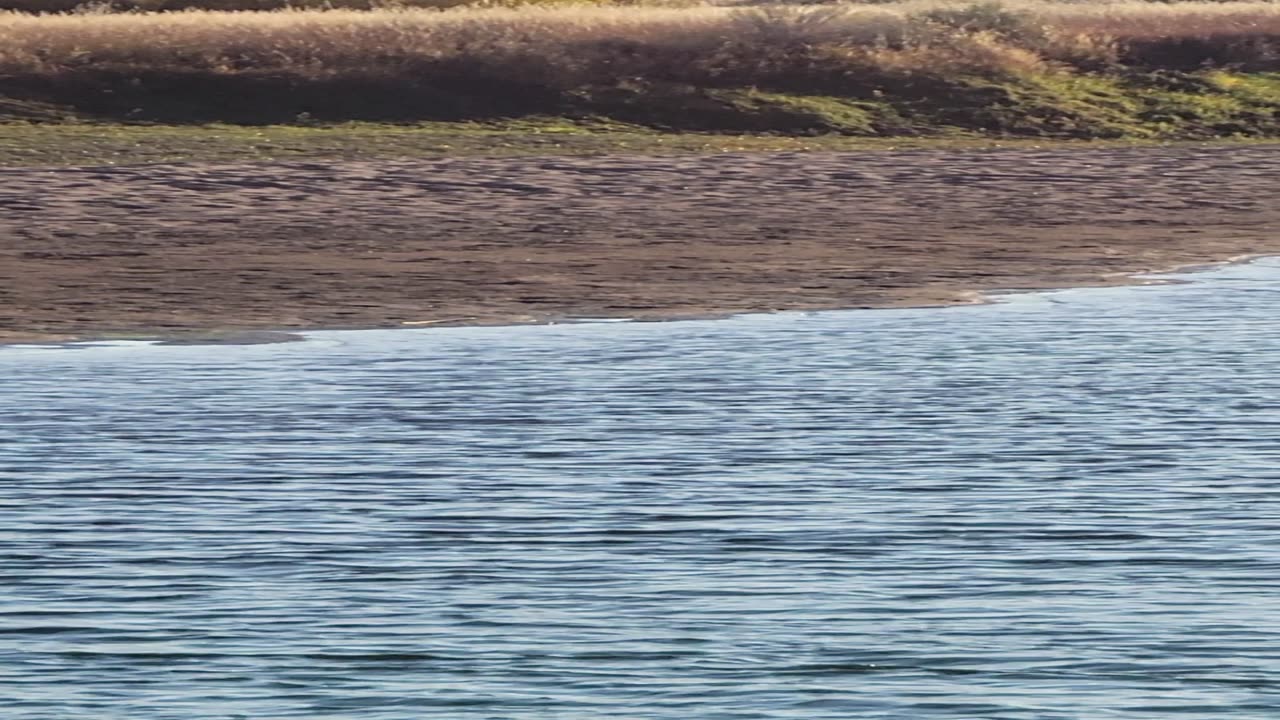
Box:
2;144;1278;343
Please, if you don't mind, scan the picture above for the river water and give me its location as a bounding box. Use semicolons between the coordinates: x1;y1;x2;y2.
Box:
4;259;1280;719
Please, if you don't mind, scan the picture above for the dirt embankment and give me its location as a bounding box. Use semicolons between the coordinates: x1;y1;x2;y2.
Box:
2;144;1278;343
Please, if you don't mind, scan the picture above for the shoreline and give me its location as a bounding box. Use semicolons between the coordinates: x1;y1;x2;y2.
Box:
4;144;1279;346
0;254;1266;347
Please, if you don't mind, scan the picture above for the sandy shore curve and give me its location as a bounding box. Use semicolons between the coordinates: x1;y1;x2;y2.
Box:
2;144;1278;343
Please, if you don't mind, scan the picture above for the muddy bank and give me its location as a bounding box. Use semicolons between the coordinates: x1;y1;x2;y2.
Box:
2;144;1278;342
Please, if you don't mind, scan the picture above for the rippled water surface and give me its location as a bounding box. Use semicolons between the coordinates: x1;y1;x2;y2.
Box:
6;260;1280;719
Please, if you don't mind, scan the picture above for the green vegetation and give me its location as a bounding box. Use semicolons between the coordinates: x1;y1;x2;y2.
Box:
7;71;1278;141
0;121;1143;167
1;2;1279;154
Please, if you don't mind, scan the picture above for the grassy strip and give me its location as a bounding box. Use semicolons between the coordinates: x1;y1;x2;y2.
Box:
3;120;1275;168
2;4;1280;140
0;121;1112;166
5;71;1280;143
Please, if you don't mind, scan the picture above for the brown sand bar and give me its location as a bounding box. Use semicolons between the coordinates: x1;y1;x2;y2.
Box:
2;144;1278;343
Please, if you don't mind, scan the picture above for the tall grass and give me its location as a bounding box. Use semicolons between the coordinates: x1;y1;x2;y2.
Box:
1;2;1278;131
2;2;1279;75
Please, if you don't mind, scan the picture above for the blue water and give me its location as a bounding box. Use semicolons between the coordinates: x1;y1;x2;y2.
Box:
4;260;1280;719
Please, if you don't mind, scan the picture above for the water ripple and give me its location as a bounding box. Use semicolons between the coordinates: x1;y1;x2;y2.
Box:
4;260;1280;718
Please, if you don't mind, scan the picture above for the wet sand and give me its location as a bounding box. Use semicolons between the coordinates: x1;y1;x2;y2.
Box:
2;144;1278;343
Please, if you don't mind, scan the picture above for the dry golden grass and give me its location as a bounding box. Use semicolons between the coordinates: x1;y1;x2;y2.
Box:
1037;2;1280;38
1;2;1278;133
1;2;1278;75
0;7;729;72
